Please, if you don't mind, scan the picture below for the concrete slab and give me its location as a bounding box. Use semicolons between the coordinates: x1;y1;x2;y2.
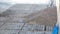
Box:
45;31;52;34
0;17;9;22
19;31;44;34
29;7;57;26
46;26;53;31
0;23;24;29
0;22;4;27
5;17;28;23
22;23;45;31
0;30;19;34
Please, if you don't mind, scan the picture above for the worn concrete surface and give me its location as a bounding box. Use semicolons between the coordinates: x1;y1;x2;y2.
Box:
19;31;44;34
0;23;24;30
22;23;45;31
45;31;52;34
0;22;53;34
29;7;57;26
0;4;57;34
0;30;19;34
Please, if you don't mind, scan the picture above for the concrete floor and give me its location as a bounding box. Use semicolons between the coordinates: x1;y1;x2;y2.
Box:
0;4;57;34
0;21;52;34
